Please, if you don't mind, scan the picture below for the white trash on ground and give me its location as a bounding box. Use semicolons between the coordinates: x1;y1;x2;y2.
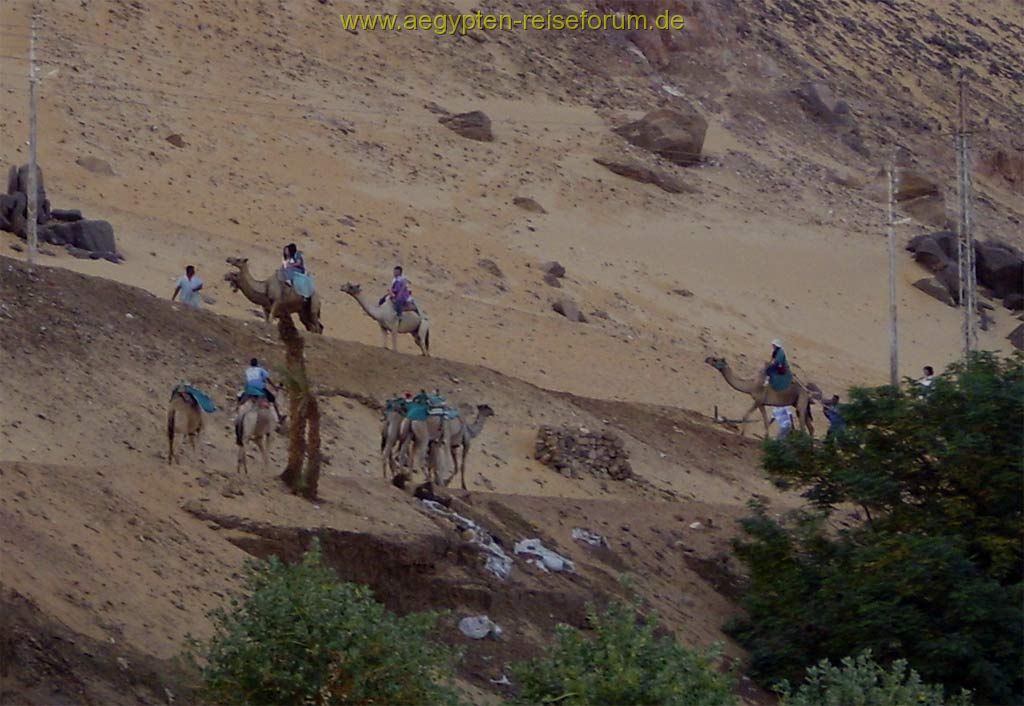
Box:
458;615;503;640
571;528;608;547
420;499;513;579
514;538;576;573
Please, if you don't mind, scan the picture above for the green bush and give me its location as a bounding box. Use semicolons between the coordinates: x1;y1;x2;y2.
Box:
508;594;736;706
778;650;972;706
189;540;463;706
728;352;1023;704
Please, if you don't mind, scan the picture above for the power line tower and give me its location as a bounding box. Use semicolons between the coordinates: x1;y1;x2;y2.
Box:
955;71;977;358
886;160;899;387
26;9;39;267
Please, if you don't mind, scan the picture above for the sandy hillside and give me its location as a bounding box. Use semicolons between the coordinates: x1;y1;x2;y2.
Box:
0;0;1022;703
1;257;791;704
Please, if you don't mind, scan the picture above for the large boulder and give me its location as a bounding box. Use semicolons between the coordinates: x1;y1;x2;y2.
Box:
908;230;957;259
613;107;707;166
6;164;51;223
909;236;954;273
1008;324;1024;351
974;240;1024;299
913;277;955;307
439;111;493;142
39;219;116;253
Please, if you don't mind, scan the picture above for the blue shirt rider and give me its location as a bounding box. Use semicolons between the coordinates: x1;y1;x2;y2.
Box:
242;358;282;419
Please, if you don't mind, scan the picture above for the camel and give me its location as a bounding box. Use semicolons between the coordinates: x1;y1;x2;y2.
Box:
224;256;324;334
705;356;815;438
398;415;454;484
443;404;495;490
339;282;430;356
380;404;411;479
167;389;204;465
234;399;286;474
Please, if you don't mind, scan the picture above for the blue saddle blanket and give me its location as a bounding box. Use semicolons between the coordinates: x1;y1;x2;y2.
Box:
243;384;268;399
175;384;217;413
291;271;315;298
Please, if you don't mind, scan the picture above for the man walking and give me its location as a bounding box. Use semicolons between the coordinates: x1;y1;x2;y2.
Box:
172;265;204;309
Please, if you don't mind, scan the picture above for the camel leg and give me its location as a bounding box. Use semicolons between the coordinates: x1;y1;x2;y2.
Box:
258;436;269;474
237;442;247;475
391;328;398;352
460;443;470;490
759;405;771;439
268;299;280;323
380;326;389;349
167;410;175;465
738;401;761;438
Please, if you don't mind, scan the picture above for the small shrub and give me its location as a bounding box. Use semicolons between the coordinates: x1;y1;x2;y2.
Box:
508;594;736;706
778;650;972;706
188;540;462;706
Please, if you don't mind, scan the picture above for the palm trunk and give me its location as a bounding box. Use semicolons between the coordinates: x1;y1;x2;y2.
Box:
277;315;319;499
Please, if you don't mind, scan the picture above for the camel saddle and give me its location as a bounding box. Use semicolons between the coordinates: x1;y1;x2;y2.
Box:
172;383;217;413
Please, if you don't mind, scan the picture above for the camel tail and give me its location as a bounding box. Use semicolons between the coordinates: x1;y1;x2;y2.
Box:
166;407;175;460
235;414;245;446
423;325;431;354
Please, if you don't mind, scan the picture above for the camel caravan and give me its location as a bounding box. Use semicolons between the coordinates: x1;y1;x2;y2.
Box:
167;247;827;485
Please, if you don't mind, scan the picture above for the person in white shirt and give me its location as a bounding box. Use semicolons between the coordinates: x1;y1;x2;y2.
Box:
171;265;203;309
919;365;935;388
772;406;794;439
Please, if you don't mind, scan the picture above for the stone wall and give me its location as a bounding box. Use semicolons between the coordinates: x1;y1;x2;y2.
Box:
533;425;633;481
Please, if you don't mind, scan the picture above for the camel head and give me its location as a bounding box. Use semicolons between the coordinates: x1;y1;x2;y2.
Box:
476;404;495;418
705;356;729;372
340;282;362;296
223;270;241;292
225;256;248;270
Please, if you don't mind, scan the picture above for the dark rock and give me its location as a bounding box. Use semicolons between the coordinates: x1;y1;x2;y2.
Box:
543;273;562;288
513;196;546;214
553;297;587;323
974;240;1023;299
477;258;504;278
670;288;694;297
908;230;957;259
75;156;115;176
913;277;955;307
65;245;93;259
1008;324;1024;351
50;209;83;222
911;237;954;273
166;134;187;148
40;220;116;253
1003;293;1024;311
2;192;27;236
613;107;708;166
439;111;493;142
593;157;697;194
935;264;961;304
540;261;566;278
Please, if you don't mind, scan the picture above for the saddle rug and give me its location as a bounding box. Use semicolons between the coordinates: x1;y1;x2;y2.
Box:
173;383;217;413
291;271;315;299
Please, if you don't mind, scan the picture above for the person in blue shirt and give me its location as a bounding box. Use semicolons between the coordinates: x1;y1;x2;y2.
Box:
823;395;846;439
241;358;281;419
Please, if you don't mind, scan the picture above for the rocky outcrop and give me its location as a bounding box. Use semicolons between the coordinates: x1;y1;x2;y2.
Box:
534;425;633;481
2;162;120;261
513;196;546;214
613;107;707;166
439;111;493;142
913;277;955;307
906;230;1023;310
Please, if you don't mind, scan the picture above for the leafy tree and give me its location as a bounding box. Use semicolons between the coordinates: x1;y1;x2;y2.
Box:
777;650;972;706
728;352;1023;705
508;594;736;706
189;540;463;706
